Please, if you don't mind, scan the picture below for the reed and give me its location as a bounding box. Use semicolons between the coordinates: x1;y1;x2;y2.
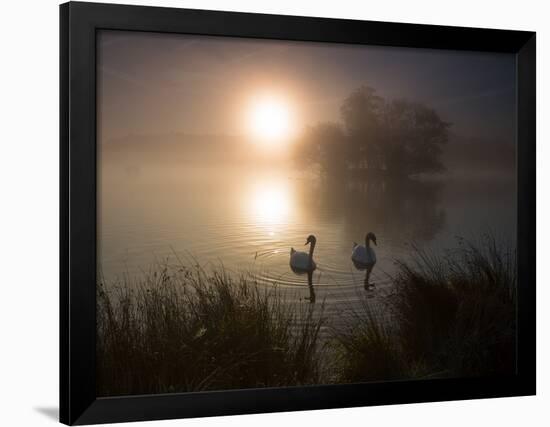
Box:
330;303;406;383
332;234;517;381
97;264;324;396
98;234;516;394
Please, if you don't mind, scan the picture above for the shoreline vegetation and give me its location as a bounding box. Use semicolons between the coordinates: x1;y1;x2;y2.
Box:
97;236;516;397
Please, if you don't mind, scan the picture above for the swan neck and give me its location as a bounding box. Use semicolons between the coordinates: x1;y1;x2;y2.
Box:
308;241;316;261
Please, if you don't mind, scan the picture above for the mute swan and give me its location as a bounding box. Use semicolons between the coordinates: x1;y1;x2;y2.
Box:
352;232;377;288
290;235;317;272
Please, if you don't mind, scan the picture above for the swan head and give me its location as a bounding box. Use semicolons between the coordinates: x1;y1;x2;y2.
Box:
366;232;377;246
305;235;317;246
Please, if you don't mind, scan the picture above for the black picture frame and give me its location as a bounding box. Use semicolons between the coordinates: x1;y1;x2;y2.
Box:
60;1;536;425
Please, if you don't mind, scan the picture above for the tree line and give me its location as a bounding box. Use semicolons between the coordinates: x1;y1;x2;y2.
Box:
294;86;451;180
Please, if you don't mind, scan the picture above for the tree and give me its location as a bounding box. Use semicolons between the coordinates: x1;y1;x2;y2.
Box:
340;86;385;171
294;122;348;178
380;99;450;177
294;85;451;180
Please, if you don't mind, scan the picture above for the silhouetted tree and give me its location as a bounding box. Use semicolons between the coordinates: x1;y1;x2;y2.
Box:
294;122;348;178
380;99;450;177
340;86;385;171
295;85;451;180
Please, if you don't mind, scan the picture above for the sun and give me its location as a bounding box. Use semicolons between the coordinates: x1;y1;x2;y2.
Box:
247;94;295;145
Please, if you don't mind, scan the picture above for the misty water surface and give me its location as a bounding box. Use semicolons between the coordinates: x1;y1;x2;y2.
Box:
98;157;516;318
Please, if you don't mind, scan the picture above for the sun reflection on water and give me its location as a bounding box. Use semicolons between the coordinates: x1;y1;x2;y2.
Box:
248;179;292;229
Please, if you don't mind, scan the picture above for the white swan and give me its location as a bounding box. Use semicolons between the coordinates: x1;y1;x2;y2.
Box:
352;232;377;288
290;235;317;272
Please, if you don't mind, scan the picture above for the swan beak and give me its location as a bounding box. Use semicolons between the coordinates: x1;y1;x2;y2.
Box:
373;240;378;246
304;241;308;245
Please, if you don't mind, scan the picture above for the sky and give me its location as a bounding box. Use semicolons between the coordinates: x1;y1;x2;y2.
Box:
97;29;516;145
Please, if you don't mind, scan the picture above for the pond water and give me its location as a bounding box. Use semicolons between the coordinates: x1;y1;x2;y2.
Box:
99;159;516;325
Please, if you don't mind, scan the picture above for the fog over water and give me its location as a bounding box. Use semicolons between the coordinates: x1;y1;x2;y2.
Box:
99;154;516;319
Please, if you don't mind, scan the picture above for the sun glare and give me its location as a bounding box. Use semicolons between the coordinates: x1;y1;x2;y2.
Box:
247;95;295;145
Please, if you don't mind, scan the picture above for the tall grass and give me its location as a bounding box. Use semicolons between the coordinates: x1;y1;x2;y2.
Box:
332;234;517;381
97;264;324;396
330;304;406;383
98;235;516;394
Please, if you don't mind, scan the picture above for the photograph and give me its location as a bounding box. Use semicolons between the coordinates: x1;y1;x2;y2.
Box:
0;0;545;426
96;29;518;397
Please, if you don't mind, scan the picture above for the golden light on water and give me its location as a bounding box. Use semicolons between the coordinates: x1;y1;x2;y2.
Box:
248;180;291;225
246;94;296;147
